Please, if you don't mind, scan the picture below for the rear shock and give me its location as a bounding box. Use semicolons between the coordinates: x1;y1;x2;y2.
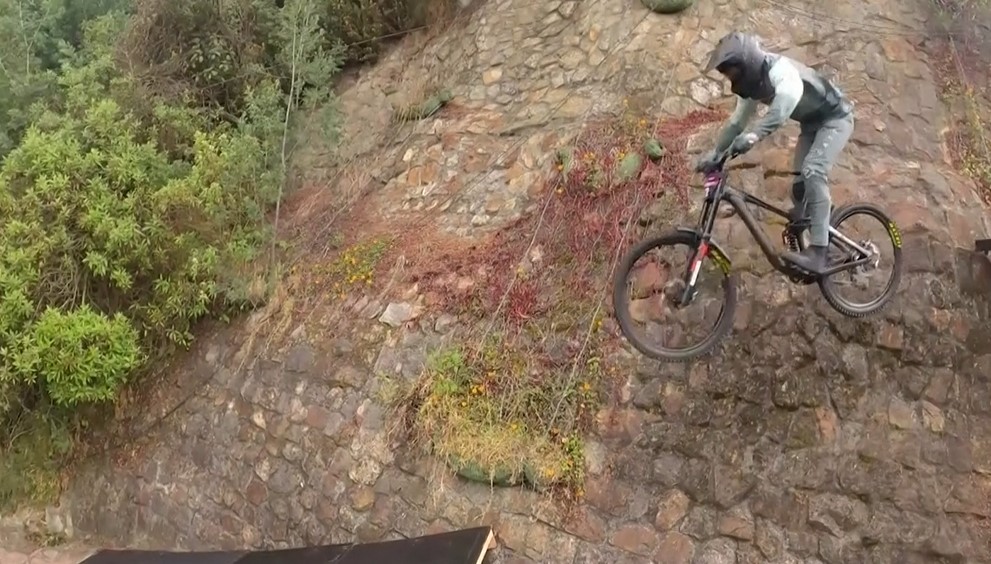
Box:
782;228;800;253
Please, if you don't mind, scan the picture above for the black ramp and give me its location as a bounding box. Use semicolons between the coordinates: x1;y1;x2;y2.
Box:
81;549;246;564
77;528;494;564
235;527;494;564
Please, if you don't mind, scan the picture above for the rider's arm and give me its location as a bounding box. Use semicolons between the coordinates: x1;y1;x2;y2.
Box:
713;97;756;153
747;59;803;140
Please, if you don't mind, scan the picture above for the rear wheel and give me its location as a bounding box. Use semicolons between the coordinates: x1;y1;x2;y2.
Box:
818;203;902;317
612;231;738;362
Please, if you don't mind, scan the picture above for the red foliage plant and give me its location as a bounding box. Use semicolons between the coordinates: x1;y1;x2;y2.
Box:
411;109;725;328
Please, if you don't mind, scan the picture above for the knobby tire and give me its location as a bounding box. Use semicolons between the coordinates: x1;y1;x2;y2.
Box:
612;231;738;362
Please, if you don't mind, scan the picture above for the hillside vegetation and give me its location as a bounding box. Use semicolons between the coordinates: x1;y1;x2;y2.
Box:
0;0;449;511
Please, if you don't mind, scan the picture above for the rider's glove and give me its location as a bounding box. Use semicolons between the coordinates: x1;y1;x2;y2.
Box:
729;132;759;155
694;150;720;173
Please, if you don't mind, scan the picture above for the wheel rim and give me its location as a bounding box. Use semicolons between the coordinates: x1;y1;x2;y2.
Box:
824;211;899;311
616;240;732;358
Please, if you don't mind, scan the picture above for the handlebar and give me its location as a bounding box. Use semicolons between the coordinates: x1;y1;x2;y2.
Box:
697;148;740;175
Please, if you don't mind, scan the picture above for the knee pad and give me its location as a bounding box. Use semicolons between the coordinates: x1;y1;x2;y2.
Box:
800;166;827;184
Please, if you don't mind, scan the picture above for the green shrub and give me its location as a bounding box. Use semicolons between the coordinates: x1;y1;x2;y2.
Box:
0;0;341;509
0;43;287;425
0;62;279;352
7;306;142;406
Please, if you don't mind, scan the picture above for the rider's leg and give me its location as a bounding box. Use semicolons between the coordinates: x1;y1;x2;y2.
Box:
789;126;815;223
782;112;855;273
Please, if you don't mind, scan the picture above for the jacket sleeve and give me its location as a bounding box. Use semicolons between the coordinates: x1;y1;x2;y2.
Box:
713;96;757;153
748;58;803;140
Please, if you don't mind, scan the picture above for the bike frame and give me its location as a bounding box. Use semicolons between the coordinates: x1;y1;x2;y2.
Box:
679;153;874;304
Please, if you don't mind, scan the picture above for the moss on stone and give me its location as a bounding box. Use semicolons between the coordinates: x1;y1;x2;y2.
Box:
617;153;643;181
393;88;454;122
644;138;665;160
448;454;522;487
642;0;695;14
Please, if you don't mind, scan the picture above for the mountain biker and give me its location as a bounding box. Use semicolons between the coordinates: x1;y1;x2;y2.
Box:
695;31;854;274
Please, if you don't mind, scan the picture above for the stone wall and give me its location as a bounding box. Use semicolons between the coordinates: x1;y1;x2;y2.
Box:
32;0;991;562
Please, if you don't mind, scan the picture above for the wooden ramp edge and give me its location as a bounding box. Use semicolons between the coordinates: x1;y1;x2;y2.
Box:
476;528;497;564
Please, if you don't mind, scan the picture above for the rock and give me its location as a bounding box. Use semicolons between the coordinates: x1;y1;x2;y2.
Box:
655;489;691;530
693;538;737;563
815;406;839;443
921;401;945;433
680;506;718;540
689;78;722;106
349;459;384;486
888;397;916;430
583;440;607;475
254;458;272;482
563;508;607;543
360;300;385;319
482;67;502;85
655;531;696;564
609;524;659;555
876;323;904;350
717;510;754;541
250;410;267;430
712;465;756;509
349;487;376;511
557;1;577;17
379;302;417;326
923;368;953;405
807;493;868;537
754;520;786;560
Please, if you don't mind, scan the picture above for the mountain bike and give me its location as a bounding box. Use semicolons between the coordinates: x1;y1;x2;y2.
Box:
612;149;903;362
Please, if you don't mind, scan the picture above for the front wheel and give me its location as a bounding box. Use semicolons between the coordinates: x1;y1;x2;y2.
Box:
819;203;903;317
612;231;738;362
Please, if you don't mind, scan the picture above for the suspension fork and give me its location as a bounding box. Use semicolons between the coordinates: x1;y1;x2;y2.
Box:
678;238;709;306
676;174;722;306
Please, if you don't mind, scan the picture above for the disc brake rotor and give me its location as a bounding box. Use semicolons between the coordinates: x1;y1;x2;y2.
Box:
849;240;880;287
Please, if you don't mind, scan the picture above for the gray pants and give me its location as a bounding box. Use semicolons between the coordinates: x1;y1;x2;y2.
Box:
790;112;854;247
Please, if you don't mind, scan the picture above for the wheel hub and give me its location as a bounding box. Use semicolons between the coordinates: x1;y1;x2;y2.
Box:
664;279;687;307
855;240;880;272
848;239;880;287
